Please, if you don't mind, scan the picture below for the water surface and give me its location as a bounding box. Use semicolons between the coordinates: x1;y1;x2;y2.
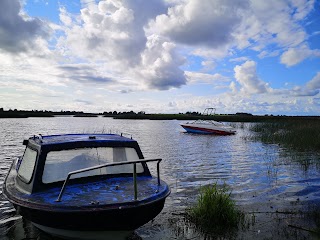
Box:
1;117;319;239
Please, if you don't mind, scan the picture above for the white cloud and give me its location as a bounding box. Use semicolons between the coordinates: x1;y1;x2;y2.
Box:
289;87;319;97
258;50;280;59
262;72;320;97
234;61;270;94
229;81;237;94
137;35;186;90
201;60;216;72
59;7;73;26
306;72;320;90
290;0;315;21
57;64;115;84
56;0;188;90
0;0;49;53
59;2;143;67
280;45;320;67
234;0;311;52
185;71;229;85
148;0;316;63
229;56;250;62
192;45;231;59
150;0;248;48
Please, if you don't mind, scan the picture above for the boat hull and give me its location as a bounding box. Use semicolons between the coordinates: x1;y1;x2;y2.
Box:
32;223;132;240
4;162;170;232
181;124;236;135
13;197;166;231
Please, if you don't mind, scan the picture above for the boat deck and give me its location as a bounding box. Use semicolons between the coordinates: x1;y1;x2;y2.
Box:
7;175;169;209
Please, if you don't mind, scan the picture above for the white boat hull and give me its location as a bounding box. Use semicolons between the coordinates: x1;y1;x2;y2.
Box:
181;122;236;135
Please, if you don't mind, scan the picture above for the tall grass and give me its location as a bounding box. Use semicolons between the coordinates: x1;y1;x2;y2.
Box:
250;120;320;152
187;183;244;236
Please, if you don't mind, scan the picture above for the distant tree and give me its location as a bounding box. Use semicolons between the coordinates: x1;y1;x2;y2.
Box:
189;111;199;115
236;112;253;116
0;108;3;112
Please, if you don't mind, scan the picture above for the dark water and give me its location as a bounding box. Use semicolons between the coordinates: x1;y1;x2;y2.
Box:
1;117;320;239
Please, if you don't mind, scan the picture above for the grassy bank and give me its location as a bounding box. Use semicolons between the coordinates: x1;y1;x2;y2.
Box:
0;112;54;118
250;119;320;152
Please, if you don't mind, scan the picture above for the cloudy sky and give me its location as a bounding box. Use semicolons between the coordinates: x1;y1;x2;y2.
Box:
0;0;319;115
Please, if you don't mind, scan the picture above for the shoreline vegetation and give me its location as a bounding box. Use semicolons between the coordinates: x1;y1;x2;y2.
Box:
0;108;319;122
249;120;320;152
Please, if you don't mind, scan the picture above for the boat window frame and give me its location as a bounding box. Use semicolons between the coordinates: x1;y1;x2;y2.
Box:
17;146;38;184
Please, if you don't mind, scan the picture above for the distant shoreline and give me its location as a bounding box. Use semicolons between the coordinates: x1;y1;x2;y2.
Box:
0;110;319;122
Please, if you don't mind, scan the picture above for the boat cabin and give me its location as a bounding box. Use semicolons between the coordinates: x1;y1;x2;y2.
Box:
15;134;150;194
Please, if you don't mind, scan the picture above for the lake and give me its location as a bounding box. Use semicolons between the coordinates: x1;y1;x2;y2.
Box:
1;117;320;239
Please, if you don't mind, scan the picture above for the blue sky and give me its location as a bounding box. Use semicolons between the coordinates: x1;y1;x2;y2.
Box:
0;0;320;115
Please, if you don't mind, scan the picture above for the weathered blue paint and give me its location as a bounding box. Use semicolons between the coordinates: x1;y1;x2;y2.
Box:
37;134;135;146
26;176;168;207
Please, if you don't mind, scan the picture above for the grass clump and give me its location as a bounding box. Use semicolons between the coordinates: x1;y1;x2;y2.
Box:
187;183;244;236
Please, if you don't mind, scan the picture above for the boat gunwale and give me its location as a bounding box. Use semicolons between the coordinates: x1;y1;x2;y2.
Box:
56;158;163;202
3;162;171;212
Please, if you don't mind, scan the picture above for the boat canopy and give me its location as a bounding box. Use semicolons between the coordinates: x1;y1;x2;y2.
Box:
15;134;148;193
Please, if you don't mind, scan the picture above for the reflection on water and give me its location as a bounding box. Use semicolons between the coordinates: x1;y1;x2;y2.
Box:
1;118;320;239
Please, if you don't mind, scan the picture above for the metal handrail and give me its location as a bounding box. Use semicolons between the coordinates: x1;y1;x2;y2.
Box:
55;158;162;202
203;107;216;116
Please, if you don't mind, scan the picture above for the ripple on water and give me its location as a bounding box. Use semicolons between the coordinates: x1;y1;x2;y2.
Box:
1;118;320;239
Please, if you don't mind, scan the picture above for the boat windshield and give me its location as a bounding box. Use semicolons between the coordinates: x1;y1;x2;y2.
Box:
42;147;143;183
18;147;38;183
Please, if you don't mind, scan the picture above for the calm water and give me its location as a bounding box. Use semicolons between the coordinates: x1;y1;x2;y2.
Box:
1;117;320;239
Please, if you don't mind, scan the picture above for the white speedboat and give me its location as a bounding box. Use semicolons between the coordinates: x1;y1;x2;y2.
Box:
180;108;236;135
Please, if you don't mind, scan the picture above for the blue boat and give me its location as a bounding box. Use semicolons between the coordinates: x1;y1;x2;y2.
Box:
3;134;170;239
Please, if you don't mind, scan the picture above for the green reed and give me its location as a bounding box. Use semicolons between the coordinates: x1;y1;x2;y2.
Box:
187;183;244;236
250;120;320;152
